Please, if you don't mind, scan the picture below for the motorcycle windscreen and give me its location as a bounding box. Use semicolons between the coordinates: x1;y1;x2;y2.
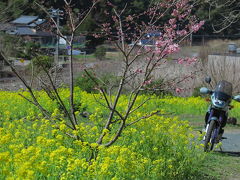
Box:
214;80;233;101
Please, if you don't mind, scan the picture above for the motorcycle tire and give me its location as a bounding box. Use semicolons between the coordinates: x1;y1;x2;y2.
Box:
204;120;216;152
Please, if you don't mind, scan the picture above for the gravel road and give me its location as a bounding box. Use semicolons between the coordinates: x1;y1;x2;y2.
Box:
215;129;240;155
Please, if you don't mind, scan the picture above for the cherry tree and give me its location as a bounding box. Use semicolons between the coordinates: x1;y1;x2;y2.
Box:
0;0;204;159
85;0;204;147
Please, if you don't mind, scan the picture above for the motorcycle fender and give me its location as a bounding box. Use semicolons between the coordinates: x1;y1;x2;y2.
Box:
210;117;218;121
205;116;218;133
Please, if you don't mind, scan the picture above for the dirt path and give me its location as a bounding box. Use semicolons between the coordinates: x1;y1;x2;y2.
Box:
186;114;240;179
207;128;240;180
220;130;240;153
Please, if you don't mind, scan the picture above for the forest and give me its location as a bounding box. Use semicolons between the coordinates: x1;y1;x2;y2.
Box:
1;0;240;36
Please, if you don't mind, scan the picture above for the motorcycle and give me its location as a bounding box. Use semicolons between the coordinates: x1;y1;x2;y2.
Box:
200;77;240;152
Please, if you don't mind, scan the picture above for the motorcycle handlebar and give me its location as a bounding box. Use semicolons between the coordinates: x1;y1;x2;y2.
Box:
232;95;240;102
200;87;240;102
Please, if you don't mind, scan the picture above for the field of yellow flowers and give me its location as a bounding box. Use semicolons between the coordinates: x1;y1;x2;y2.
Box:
2;88;239;179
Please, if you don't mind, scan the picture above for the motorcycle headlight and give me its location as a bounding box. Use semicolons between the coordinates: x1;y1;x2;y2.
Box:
212;95;225;108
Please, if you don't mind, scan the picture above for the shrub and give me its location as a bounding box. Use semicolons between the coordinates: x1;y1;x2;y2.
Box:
192;86;206;97
32;55;54;72
94;45;106;60
75;72;120;93
98;73;121;92
140;78;172;97
75;72;99;93
24;41;41;59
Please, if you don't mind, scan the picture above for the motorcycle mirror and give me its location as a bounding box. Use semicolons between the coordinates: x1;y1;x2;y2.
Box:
205;77;211;84
200;87;210;94
233;95;240;102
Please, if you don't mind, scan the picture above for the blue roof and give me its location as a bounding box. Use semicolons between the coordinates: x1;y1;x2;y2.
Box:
29;19;46;27
140;39;155;45
145;32;161;37
7;27;36;35
6;27;52;36
16;27;36;35
12;15;38;24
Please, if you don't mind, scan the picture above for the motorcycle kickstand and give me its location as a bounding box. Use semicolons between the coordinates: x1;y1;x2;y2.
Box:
219;145;223;152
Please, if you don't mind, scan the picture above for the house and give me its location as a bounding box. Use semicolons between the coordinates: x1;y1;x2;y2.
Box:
11;15;40;27
0;15;86;56
2;15;54;45
0;23;13;32
137;32;161;46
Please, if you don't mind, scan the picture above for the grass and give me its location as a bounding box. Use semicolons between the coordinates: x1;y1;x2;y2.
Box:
74;54;95;58
71;51;122;61
182;114;240;180
200;152;240;180
105;51;123;60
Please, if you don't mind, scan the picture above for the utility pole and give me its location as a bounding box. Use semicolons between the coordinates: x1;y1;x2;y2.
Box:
190;33;192;47
49;8;63;67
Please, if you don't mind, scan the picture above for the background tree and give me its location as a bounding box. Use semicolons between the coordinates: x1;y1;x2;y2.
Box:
0;0;34;22
196;0;240;34
0;33;25;58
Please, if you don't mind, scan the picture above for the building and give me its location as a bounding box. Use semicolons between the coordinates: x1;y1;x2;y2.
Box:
2;15;54;45
0;15;86;57
137;32;161;46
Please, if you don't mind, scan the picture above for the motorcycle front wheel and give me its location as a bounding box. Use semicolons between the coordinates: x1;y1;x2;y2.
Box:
204;120;217;152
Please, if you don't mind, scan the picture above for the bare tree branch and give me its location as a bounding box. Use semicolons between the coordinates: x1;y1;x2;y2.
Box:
125;110;161;127
0;51;50;117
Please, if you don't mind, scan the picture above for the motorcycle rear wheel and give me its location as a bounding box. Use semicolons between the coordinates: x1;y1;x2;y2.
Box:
204;120;216;152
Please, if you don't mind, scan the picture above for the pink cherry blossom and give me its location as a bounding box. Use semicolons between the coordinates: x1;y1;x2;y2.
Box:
135;69;143;73
177;58;184;64
169;18;176;26
163;44;180;55
177;57;198;65
186;57;197;64
176;0;188;9
171;9;179;17
143;80;152;86
176;30;188;36
175;88;183;94
190;21;205;32
126;15;133;22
